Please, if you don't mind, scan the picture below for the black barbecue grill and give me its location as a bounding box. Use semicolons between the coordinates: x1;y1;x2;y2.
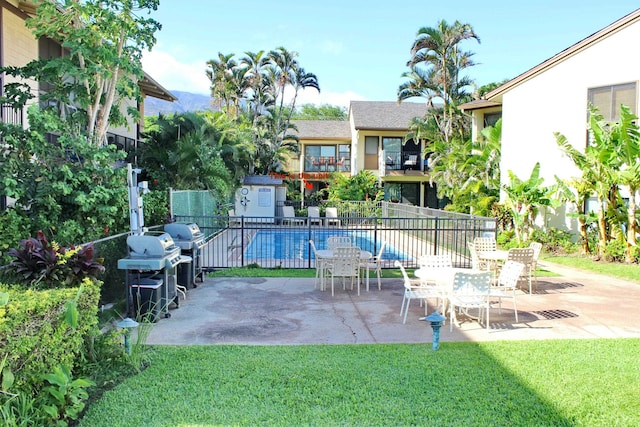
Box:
118;231;189;320
163;223;205;288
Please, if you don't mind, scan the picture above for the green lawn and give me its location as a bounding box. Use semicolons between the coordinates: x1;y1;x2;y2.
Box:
80;339;640;426
543;255;640;284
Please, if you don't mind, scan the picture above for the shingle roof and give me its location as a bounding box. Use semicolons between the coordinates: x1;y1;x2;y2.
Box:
290;120;351;139
349;101;429;130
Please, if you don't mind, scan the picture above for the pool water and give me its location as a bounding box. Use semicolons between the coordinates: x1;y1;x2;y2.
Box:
244;230;408;261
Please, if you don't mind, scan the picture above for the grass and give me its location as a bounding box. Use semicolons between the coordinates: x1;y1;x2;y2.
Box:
79;339;640;426
543;255;640;284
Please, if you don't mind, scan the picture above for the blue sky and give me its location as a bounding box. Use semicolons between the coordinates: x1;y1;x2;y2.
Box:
141;1;639;108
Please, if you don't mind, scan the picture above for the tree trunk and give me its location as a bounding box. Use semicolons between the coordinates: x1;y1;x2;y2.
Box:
597;201;607;257
578;217;590;255
625;188;637;263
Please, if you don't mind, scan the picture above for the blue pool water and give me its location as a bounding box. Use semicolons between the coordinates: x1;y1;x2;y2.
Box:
244;230;408;261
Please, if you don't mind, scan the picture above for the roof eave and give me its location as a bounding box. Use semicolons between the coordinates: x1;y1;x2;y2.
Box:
485;8;640;101
140;72;177;102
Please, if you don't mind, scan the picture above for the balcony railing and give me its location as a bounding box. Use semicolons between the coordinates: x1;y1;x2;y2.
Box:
382;150;423;172
303;155;350;173
1;104;24;127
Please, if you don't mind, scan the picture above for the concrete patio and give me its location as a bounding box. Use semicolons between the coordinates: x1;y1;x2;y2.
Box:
144;261;640;345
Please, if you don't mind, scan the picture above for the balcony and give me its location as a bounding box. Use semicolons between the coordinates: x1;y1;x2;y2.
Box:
1;104;24;127
303;155;351;174
382;150;425;174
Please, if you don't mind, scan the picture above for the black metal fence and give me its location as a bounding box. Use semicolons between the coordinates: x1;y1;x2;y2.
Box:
175;202;496;270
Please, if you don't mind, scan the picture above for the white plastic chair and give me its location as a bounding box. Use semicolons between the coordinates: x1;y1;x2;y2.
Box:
528;242;542;283
325;207;341;226
490;260;525;322
309;239;327;290
507;247;535;294
327;236;351;250
282;206;304;225
449;271;492;331
326;246;361;296
467;241;490;271
360;241;386;291
396;261;443;324
307;206;322;226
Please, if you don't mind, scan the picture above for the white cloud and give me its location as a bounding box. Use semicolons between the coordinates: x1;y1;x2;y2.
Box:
141;50;210;95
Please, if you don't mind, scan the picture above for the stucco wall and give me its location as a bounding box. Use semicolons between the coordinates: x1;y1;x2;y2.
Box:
501;21;640;229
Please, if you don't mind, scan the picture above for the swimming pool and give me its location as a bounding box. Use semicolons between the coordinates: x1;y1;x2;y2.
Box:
244;230;409;261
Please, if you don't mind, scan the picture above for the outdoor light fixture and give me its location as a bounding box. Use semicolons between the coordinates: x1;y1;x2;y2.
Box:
420;311;446;351
116;317;139;355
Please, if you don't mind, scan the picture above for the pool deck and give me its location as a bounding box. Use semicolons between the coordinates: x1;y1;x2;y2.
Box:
143;260;640;345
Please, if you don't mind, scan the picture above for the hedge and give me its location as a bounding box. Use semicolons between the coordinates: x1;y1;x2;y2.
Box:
0;278;100;395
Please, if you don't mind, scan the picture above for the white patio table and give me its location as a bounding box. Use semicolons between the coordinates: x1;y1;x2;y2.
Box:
315;249;371;292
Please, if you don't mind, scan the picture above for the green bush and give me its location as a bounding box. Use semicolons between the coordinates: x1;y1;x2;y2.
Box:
530;227;577;254
0;279;100;395
604;240;626;262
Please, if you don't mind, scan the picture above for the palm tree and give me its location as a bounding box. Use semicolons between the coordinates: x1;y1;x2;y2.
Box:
206;53;239;114
402;19;480;142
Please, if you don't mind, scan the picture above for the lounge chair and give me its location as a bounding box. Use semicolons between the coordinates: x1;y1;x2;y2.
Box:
282;206;305;225
307;206;322;226
325;207;341;226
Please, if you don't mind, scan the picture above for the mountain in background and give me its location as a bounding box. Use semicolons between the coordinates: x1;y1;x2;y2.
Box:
145;90;218;116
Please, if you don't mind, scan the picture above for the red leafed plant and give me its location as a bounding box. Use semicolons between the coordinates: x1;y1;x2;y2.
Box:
7;231;104;288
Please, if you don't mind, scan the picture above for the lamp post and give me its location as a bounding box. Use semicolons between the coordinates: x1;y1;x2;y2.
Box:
117;317;139;355
419;311;446;350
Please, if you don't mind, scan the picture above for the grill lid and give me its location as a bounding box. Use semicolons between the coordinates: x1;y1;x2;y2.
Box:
164;223;203;240
127;232;177;257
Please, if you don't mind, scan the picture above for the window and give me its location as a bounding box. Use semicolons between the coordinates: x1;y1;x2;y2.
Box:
588;82;637;122
484;112;501;127
365;136;379;154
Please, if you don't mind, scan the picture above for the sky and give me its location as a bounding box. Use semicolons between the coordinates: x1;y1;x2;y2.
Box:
141;1;639;108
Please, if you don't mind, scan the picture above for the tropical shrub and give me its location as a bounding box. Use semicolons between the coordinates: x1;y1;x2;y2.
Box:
0;279;100;396
6;231;104;289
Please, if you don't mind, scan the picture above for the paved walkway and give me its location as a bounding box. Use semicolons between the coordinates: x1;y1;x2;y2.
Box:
145;261;640;345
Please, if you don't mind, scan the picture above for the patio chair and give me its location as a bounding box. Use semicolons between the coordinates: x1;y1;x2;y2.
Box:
473;236;500;274
307;206;322;226
326;246;361;296
309;239;327;290
467;242;491;272
473;236;497;252
396;261;444;324
490;260;525;322
528;241;543;283
403;155;417;173
360;240;386;291
282;206;304;225
449;270;492;331
327;156;336;171
417;254;453;279
325;207;341;226
507;247;535;294
327;235;352;249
